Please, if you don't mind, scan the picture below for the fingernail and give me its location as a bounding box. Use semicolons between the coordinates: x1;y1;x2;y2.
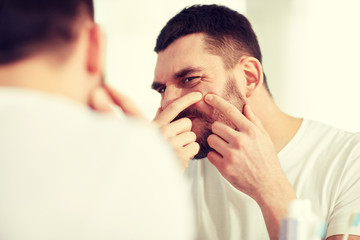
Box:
205;94;213;101
193;92;203;98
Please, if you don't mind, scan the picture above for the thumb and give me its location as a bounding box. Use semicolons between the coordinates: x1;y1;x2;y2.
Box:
88;87;114;113
243;104;263;129
105;86;146;120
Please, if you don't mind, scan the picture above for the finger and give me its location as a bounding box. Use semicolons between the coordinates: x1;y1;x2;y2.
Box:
204;94;251;131
207;151;224;169
243;104;263;129
207;134;229;156
161;118;192;138
153;92;202;126
88;87;114;113
169;131;196;148
211;121;238;143
178;142;200;162
105;85;146;120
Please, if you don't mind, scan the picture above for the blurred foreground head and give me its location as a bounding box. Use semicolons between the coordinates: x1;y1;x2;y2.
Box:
0;0;94;64
0;0;103;104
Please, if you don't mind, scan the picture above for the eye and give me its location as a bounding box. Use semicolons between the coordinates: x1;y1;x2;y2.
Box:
158;87;166;94
183;76;199;83
180;76;201;89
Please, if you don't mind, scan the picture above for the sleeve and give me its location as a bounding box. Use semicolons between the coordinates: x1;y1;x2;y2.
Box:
326;135;360;237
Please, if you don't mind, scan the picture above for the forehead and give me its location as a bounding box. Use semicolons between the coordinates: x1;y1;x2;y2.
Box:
154;33;224;83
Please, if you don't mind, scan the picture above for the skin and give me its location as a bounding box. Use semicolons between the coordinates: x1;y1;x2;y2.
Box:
152;32;247;166
153;32;357;240
328;236;359;240
3;15;355;239
153;92;202;168
0;17;144;120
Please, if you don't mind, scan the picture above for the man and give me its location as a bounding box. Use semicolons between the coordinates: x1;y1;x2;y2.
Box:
152;4;360;240
0;0;194;239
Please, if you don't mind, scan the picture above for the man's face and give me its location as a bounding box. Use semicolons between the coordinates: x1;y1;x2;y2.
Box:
153;33;246;159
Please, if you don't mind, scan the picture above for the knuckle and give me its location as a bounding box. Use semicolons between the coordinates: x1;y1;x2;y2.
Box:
182;117;192;128
233;136;242;148
227;150;238;163
224;164;233;175
218;160;231;175
188;131;197;141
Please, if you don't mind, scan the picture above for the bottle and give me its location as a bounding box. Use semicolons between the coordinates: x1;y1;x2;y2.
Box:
342;212;360;240
279;199;326;240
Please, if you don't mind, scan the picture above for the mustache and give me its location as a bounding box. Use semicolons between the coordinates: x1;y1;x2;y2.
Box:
172;107;209;123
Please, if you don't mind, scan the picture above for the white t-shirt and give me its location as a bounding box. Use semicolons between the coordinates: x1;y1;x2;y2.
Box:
186;119;360;240
0;88;195;240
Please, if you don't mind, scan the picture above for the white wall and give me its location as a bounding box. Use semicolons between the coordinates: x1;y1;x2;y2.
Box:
95;0;246;120
248;0;360;132
306;0;360;132
96;0;360;132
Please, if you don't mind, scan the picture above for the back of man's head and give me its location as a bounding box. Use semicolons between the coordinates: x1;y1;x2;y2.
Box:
0;0;94;64
154;4;270;93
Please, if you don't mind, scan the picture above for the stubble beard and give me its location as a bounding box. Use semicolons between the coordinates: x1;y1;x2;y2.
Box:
173;78;245;160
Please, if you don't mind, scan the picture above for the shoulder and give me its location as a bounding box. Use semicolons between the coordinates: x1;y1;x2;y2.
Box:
302;119;360;151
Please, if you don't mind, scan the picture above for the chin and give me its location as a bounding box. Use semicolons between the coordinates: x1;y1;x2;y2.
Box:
191;122;213;160
190;118;207;136
193;151;208;160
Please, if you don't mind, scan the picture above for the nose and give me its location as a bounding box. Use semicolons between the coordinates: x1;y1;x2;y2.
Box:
161;85;183;110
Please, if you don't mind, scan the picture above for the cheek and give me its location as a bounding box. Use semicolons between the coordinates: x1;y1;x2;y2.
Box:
191;88;225;115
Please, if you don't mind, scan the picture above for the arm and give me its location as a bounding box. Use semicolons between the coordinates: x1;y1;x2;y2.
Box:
327;235;360;240
204;94;296;240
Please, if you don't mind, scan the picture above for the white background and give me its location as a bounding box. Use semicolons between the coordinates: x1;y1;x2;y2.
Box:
95;0;360;132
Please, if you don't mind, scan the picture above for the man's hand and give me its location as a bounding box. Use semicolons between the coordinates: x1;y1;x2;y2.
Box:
204;93;296;240
88;85;145;120
204;93;283;197
153;92;202;169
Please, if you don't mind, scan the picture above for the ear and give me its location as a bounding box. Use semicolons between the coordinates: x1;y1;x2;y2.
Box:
239;56;264;98
87;23;105;76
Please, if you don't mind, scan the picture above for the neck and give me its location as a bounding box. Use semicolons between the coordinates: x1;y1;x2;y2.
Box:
250;89;302;153
0;55;87;104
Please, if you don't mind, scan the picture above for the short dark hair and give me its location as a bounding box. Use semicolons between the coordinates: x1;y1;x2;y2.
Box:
154;4;270;93
0;0;94;64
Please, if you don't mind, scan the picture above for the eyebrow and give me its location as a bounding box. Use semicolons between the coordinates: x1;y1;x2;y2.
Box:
174;67;204;79
151;66;204;90
151;81;165;91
